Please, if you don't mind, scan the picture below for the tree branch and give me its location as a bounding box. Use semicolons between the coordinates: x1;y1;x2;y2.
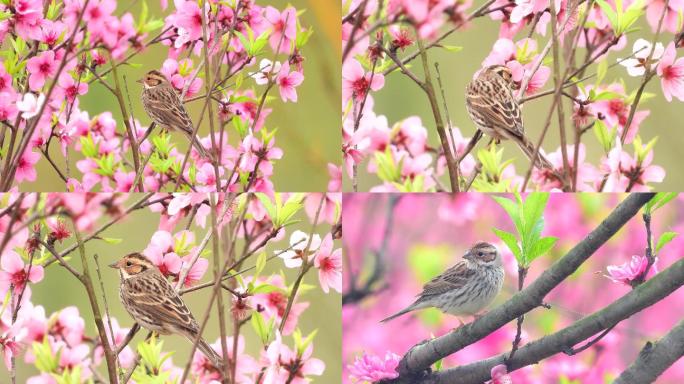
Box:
614;319;684;384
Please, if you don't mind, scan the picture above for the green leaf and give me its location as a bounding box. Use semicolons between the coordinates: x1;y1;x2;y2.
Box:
528;236;558;263
592;119;615;153
251;283;284;294
79;134;99;158
293;328;318;355
33;338;60;373
251;311;270;344
493;228;523;265
655;232;678;253
100;237;122;244
644;192;677;214
255;252;266;277
295;27;313;48
441;45;463;52
591;90;623;101
491;195;523;236
521;193;549;238
596;59;608;86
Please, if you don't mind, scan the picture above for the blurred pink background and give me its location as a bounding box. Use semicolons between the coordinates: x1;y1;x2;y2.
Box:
343;193;684;383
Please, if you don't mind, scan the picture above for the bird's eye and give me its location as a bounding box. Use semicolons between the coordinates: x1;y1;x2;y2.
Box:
126;261;132;267
478;252;484;257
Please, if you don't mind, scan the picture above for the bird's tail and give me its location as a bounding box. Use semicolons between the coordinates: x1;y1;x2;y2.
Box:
181;129;212;160
196;338;226;369
516;135;554;171
380;303;420;323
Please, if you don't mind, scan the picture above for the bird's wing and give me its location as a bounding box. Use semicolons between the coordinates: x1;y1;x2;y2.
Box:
466;78;525;138
125;273;199;334
144;86;195;135
420;260;475;299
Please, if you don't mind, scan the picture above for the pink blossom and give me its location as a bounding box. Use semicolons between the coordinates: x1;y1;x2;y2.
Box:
0;319;25;370
191;336;257;383
305;193;340;224
605;255;655;285
114;170;135;192
251;275;309;335
16;93;45;119
618;39;665;77
57;74;88;103
47;218;71;242
327;163;342;192
0;92;18;121
602;147;665;192
277;62;304;102
180;254;208;287
264;6;297;53
348;351;400;382
510;0;548;23
656;42;684;102
15;150;40;183
0;66;13;92
489;364;513;384
276;230;321;268
646;0;684;33
264;337;324;383
12;0;43;39
26;51;58;91
314;234;342;293
342;60;385;102
51;306;85;346
173;0;203;42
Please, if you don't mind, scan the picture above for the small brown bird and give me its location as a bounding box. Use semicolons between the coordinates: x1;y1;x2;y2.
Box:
465;65;553;170
138;70;210;158
381;242;504;323
109;253;223;368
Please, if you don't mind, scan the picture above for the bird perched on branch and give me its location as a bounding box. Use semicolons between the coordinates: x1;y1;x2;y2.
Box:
109;253;224;368
381;242;504;323
465;65;554;171
138;70;210;158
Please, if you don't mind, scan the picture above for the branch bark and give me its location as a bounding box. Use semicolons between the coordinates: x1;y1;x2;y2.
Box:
614;319;684;384
387;193;654;382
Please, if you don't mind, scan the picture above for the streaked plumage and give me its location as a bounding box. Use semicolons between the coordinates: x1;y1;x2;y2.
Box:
109;253;223;368
138;70;210;158
466;65;553;170
380;242;504;323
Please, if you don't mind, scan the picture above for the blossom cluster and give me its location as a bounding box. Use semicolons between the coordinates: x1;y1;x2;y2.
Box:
342;0;682;192
0;192;341;383
343;194;684;383
0;0;313;192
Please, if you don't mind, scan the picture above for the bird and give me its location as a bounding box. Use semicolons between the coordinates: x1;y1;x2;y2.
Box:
465;65;554;171
380;242;504;323
109;252;224;368
137;70;211;159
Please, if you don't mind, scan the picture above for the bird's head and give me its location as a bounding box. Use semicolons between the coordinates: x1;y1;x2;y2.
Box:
137;70;168;88
109;253;155;278
463;242;501;267
483;65;518;89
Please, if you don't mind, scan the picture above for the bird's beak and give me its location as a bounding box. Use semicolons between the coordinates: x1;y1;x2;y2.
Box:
463;252;473;261
136;78;143;84
108;260;121;269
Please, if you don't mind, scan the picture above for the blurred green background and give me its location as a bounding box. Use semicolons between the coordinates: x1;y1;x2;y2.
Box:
353;13;684;191
7;194;341;382
25;0;340;192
